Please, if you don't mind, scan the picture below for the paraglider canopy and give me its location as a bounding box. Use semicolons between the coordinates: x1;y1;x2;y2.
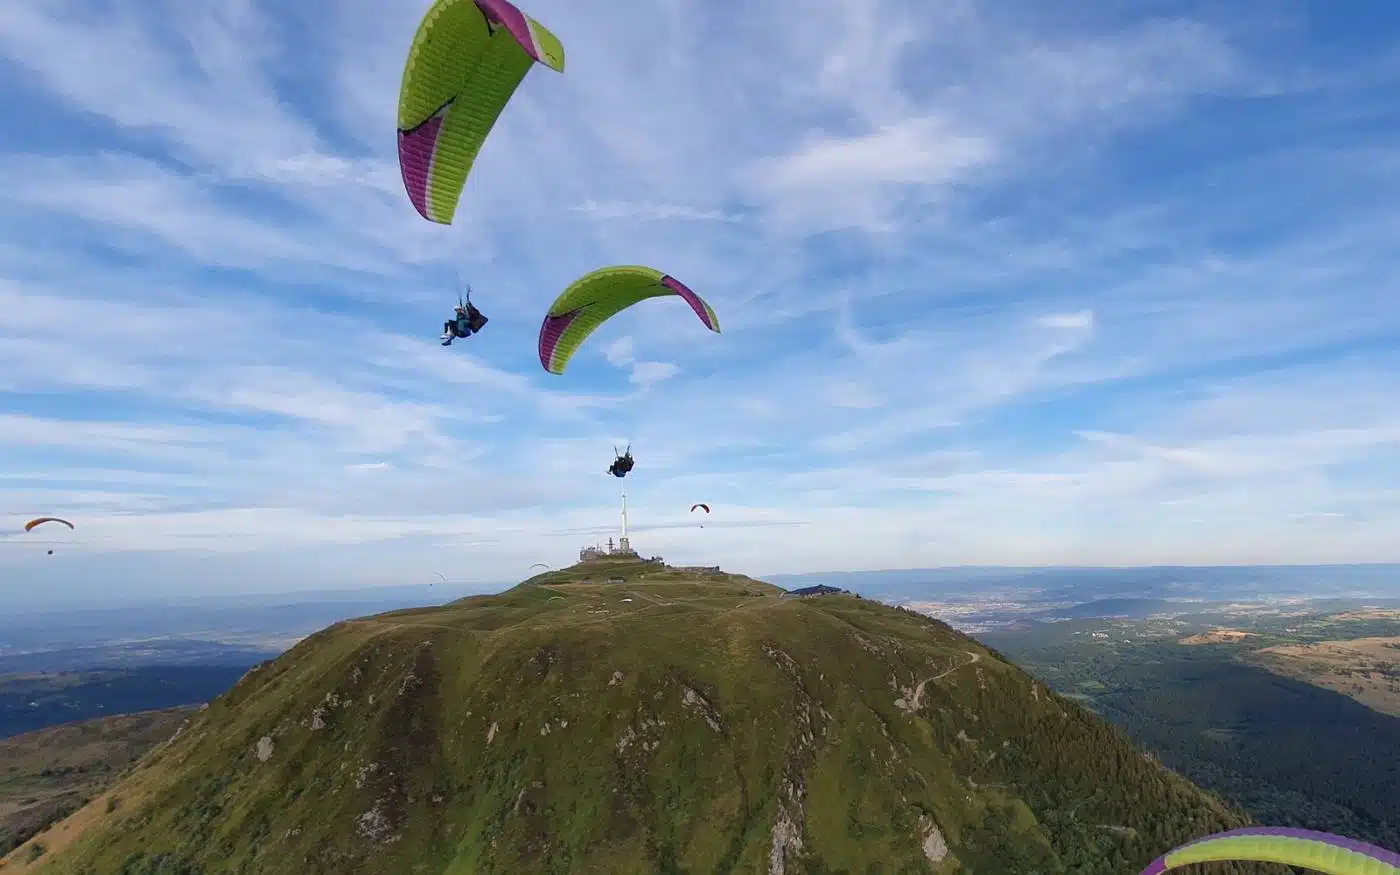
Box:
539;266;720;375
24;517;73;532
397;0;565;224
1139;827;1400;874
690;502;710;528
22;517;74;555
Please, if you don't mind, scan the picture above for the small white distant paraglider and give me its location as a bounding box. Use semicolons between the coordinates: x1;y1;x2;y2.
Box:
621;598;633;603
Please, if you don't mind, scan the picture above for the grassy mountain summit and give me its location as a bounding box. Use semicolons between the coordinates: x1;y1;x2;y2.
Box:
5;561;1285;874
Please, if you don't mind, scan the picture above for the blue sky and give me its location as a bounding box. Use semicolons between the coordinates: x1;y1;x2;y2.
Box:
2;0;1400;604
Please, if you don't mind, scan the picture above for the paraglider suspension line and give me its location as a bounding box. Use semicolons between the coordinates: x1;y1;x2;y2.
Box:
477;5;500;36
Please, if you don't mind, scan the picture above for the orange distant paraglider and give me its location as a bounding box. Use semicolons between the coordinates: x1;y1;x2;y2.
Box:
23;517;73;555
24;517;73;532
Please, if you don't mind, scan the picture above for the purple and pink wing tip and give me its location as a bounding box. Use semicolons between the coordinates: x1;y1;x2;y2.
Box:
660;275;720;332
538;308;582;373
398;110;446;222
473;0;542;63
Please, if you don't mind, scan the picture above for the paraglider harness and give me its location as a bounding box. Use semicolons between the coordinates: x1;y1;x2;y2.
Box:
608;445;634;478
442;288;488;346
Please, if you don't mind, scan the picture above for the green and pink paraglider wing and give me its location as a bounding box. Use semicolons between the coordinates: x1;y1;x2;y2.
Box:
538;266;720;375
1139;828;1400;875
397;0;564;224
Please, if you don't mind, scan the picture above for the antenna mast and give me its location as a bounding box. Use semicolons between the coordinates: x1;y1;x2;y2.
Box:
621;482;629;541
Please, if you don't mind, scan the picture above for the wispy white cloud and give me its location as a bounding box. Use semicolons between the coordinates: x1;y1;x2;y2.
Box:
2;0;1400;605
571;200;740;223
602;336;634;367
1038;311;1094;331
599;335;681;388
751;117;998;233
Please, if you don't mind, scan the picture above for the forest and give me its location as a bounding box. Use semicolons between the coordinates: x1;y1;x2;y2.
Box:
983;618;1400;849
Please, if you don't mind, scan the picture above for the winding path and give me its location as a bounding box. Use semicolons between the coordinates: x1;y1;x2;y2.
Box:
904;651;983;711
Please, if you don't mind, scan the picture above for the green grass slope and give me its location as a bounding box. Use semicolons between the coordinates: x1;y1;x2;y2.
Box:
0;707;193;856
5;566;1288;875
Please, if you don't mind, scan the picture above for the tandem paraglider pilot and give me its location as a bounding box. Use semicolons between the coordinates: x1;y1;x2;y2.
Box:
608;445;634;478
441;287;488;346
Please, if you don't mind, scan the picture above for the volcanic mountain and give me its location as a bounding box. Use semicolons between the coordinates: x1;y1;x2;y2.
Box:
4;560;1280;874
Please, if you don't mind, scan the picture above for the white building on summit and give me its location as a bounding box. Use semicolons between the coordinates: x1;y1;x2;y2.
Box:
578;536;638;563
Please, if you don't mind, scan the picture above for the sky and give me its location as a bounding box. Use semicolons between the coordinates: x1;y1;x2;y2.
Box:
2;0;1400;605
